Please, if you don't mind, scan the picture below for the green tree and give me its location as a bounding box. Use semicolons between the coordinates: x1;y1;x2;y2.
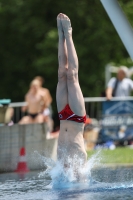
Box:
0;0;132;119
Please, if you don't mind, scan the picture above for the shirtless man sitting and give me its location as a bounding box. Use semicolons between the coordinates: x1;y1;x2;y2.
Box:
19;79;45;124
56;13;87;170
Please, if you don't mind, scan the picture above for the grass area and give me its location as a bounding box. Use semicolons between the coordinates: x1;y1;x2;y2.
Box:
87;147;133;164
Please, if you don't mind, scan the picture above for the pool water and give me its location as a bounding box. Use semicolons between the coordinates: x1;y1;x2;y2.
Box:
0;152;133;200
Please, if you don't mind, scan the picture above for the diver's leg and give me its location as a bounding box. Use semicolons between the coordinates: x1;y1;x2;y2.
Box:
56;13;68;112
56;14;68;162
60;14;86;116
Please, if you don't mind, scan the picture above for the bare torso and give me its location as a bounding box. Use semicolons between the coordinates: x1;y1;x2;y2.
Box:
26;90;43;114
58;120;87;163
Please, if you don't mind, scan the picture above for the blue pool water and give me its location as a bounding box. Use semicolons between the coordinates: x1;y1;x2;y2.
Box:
0;152;133;200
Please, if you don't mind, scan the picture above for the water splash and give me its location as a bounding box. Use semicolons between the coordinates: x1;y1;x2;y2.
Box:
34;149;125;189
34;150;101;188
33;151;55;179
49;150;102;188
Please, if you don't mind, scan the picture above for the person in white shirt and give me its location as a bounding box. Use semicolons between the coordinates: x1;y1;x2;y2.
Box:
106;66;133;100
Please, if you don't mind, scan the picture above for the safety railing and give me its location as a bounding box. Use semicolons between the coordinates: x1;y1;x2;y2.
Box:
1;97;133;125
8;102;27;123
84;96;133;120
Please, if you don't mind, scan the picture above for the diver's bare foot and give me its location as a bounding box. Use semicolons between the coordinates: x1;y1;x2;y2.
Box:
60;13;72;37
57;13;64;38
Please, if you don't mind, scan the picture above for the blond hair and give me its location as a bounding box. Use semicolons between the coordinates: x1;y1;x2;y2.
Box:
34;76;44;86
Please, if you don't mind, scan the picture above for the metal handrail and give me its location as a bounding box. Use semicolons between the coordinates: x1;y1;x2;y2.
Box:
3;96;133;107
84;96;133;102
4;96;133;107
9;102;27;107
1;98;133;124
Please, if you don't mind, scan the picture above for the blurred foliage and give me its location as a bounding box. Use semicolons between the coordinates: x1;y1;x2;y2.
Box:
0;0;133;116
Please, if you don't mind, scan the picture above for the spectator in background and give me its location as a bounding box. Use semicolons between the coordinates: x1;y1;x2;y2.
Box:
19;76;54;132
0;106;14;126
6;107;14;126
19;79;44;124
106;66;133;100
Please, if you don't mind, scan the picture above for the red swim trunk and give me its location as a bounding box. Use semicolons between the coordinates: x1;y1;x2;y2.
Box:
58;104;86;123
